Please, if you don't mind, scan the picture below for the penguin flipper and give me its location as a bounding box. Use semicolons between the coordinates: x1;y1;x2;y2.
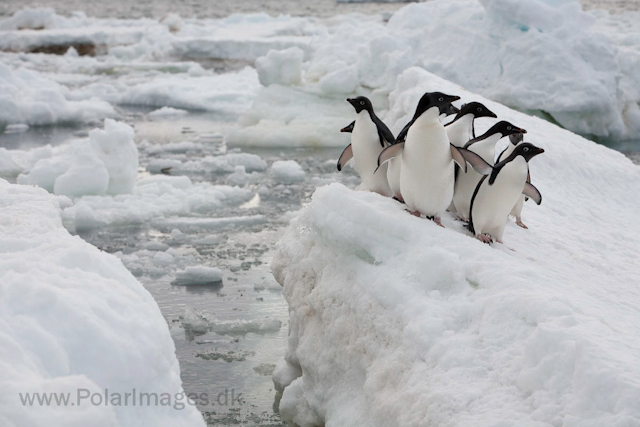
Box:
377;142;404;169
340;121;355;133
450;144;468;173
522;182;542;205
458;148;492;175
337;144;353;172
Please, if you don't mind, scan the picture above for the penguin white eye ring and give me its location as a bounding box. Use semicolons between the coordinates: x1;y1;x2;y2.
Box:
439;97;444;101
507;126;512;130
360;101;365;105
477;107;482;112
523;147;529;152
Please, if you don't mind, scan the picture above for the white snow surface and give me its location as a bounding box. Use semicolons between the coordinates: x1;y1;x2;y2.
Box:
0;179;204;427
271;69;640;426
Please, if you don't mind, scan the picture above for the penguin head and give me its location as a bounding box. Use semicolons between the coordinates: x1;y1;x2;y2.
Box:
444;103;460;117
492;121;527;138
347;96;373;114
458;102;497;119
514;142;544;161
414;92;461;118
509;132;524;145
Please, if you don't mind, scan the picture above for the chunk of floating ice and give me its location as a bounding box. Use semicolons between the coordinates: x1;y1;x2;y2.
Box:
3;124;29;134
270;160;305;184
14;119;137;197
172;266;223;285
210;318;282;335
182;307;210;333
148;106;189;119
154;215;266;231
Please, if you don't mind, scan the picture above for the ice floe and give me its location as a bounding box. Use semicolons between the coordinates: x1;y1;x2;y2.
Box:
0;179;204;427
271;69;640;426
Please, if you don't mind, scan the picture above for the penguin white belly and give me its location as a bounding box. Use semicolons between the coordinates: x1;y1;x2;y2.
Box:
510;195;524;218
453;141;495;221
386;156;402;200
446;115;473;147
471;157;528;240
351;113;392;196
400;120;454;217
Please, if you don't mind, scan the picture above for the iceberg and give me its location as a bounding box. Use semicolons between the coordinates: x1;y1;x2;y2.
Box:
271;69;640;426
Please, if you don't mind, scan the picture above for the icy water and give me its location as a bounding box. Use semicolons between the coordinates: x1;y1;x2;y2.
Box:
1;0;638;18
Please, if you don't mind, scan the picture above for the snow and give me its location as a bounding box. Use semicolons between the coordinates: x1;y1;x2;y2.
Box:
172;266;224;285
0;179;204;427
148;106;189;119
15;119;137;197
182;308;282;335
270;160;306;184
271;69;640;426
62;176;254;232
255;47;304;87
0;62;115;127
233;0;640;143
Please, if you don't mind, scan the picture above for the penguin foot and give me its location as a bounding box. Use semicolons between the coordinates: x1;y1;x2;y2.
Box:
515;219;528;229
456;215;469;223
393;196;405;204
407;210;421;217
433;216;445;228
477;234;493;244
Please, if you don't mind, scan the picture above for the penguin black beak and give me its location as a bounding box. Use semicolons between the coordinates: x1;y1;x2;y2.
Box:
447;95;461;103
488;111;498;118
517;127;527;134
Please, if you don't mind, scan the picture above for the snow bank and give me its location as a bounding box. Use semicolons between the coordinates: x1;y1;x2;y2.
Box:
255;47;304;87
0;63;115;127
16;119;137;197
236;0;640;143
0;180;204;427
272;69;640;426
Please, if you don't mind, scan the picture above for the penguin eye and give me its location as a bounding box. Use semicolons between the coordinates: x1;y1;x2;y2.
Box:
507;126;512;130
477;108;482;112
360;101;365;106
438;97;444;102
523;147;529;152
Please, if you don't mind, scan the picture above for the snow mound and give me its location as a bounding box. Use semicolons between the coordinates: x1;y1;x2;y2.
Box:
270;160;305;184
16;119;137;197
272;69;640;426
0;180;204;427
62;175;254;231
172;266;223;285
0;63;115;127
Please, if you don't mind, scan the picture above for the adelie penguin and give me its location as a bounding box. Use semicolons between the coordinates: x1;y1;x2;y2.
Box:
452;120;527;222
337;96;394;197
466;142;544;244
497;133;531;229
378;91;473;227
445;102;497;147
385;102;460;203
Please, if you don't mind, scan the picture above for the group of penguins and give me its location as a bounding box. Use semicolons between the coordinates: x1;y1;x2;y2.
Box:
336;92;545;245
